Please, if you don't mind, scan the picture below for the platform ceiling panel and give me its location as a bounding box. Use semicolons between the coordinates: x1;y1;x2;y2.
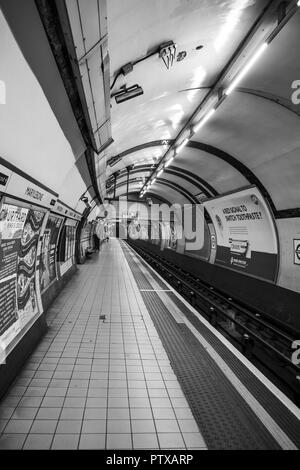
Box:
103;0;270;175
192;93;300;210
148;184;191;206
108;89;207;158
66;0;111;154
171;147;249;195
105;146;164;177
0;9;86;211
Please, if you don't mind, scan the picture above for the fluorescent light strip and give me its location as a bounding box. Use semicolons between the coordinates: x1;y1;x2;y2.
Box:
175;138;189;155
298;0;300;6
157;169;163;178
193;108;216;133
165;156;174;168
225;42;268;95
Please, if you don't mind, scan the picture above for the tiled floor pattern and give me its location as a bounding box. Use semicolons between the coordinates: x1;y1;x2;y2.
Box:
0;239;207;450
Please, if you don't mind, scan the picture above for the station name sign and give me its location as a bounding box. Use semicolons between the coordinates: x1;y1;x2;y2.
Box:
25;186;44;202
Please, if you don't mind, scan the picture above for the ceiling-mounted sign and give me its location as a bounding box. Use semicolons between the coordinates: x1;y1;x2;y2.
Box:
0;172;9;187
204;187;279;282
294;240;300;266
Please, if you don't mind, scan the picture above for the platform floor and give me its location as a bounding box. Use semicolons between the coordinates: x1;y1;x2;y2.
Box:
0;240;206;450
0;239;299;450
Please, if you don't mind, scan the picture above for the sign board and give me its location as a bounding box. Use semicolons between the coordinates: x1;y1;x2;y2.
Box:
39;215;64;293
5;172;57;209
0;201;45;354
167;221;178;251
52;200;81;221
204;187;279;282
0;164;12;191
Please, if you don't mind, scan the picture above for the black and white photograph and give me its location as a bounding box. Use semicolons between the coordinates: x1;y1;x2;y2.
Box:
0;0;299;457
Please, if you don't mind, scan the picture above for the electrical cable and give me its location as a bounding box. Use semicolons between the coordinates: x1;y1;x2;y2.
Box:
110;49;159;92
110;71;123;91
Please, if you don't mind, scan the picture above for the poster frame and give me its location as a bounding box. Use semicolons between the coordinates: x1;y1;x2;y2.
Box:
203;185;280;284
39;212;65;295
0;195;47;359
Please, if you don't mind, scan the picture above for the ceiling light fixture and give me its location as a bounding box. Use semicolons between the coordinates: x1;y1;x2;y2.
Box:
114;84;144;104
225;43;268;96
175;138;189;155
193;108;216;133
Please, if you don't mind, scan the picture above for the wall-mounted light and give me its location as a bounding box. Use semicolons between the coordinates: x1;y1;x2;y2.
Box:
114;84;144;104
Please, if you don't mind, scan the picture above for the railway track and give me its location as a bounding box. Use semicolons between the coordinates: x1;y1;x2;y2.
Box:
126;240;300;406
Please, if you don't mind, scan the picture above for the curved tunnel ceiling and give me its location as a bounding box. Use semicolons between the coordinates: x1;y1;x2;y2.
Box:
93;0;300;215
32;0;300;213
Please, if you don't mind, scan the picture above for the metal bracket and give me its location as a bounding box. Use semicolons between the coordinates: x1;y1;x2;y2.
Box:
159;41;177;69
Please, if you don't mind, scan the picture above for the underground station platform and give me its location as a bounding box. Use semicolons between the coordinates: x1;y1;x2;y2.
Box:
0;240;299;451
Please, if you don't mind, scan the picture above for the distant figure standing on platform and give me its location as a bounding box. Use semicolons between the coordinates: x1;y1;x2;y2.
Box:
104;223;109;242
93;233;100;251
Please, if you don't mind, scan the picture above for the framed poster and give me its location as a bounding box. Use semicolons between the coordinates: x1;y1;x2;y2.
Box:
204;187;279;282
0;201;45;354
39;214;64;292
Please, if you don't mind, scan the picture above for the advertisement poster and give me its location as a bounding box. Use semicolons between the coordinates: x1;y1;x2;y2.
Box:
17;209;44;329
39;215;63;292
139;221;149;241
65;225;76;260
80;221;93;257
128;220;149;241
204;187;279;281
0;203;44;352
185;219;211;261
167;221;178;251
0;204;28;344
150;221;160;245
